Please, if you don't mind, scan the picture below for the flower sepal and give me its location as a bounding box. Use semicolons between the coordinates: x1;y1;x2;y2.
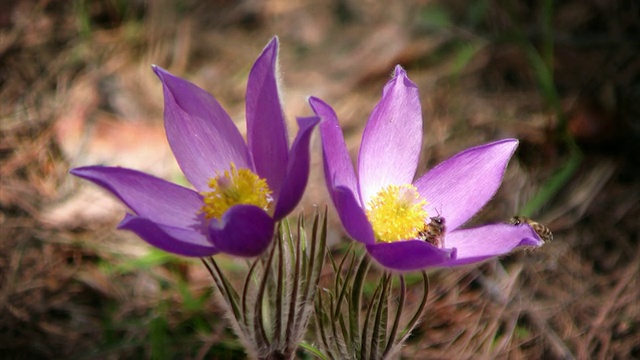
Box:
366;240;457;271
207;204;275;257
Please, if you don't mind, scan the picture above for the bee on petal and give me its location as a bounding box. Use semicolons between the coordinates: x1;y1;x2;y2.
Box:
418;216;446;248
509;216;553;243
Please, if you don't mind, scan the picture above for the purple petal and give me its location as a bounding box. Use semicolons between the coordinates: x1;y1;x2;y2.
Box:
246;37;289;200
366;240;456;272
119;214;218;257
71;166;203;229
414;139;518;230
309;96;361;207
309;97;375;245
358;65;423;205
208;204;275;257
441;223;544;267
333;186;376;245
273;116;320;220
153;66;251;192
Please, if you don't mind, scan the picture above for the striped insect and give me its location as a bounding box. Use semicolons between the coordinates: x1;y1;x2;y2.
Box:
509;216;553;243
417;216;446;247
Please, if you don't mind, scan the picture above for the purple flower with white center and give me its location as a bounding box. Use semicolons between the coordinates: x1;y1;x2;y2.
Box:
71;38;319;258
309;65;544;272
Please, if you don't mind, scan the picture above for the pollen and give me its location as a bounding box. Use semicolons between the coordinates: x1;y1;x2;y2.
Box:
201;163;272;219
365;184;429;243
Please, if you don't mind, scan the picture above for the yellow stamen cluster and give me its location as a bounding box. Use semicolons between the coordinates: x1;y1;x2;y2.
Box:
366;184;428;243
201;163;272;219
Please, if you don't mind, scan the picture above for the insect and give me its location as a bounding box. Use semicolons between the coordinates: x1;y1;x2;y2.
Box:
509;216;553;243
417;216;446;247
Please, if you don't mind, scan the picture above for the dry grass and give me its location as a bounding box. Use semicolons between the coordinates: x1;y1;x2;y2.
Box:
1;0;638;358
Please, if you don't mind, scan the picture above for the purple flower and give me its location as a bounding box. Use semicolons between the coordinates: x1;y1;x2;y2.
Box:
309;65;543;271
71;38;319;258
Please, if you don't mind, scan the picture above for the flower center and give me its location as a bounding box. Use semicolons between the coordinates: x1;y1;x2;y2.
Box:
201;163;272;219
365;184;429;243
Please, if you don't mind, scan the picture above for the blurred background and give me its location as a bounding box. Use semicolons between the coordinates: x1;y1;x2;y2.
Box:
1;0;638;358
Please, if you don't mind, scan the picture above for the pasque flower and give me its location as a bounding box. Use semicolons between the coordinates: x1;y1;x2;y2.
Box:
71;38;319;258
309;65;543;271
